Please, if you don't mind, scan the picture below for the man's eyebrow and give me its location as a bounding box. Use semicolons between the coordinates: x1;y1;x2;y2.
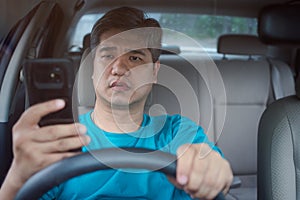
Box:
98;46;117;52
126;49;147;56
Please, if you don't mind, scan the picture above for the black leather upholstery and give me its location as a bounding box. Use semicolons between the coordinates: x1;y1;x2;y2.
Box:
258;91;299;200
257;3;300;200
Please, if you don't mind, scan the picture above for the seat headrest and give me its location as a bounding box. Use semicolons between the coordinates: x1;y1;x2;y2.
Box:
258;3;300;99
77;50;95;108
217;34;267;55
258;3;300;45
161;45;181;54
83;33;91;51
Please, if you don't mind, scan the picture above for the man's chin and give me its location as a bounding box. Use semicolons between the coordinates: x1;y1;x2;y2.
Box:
110;98;145;110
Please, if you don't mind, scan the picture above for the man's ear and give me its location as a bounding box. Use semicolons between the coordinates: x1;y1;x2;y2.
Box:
153;61;160;84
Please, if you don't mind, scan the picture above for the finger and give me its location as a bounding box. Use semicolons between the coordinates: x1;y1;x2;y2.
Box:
33;151;82;171
194;187;220;200
47;151;83;164
192;171;222;200
183;151;209;197
222;163;233;194
188;177;220;199
184;145;220;198
40;134;90;153
32;123;87;142
17;99;65;127
223;182;231;194
166;176;184;189
193;154;232;199
222;184;231;195
197;179;224;200
210;158;233;195
176;144;196;186
184;161;206;194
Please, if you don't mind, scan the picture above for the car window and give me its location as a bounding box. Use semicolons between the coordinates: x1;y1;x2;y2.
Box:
70;13;257;53
0;5;38;91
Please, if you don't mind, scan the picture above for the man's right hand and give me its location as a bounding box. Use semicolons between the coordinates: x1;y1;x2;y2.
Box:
0;99;90;200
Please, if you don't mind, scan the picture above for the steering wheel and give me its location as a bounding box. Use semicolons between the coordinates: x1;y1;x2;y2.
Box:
15;148;226;200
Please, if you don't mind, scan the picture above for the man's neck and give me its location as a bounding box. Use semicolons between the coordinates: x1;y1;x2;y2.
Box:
92;101;144;133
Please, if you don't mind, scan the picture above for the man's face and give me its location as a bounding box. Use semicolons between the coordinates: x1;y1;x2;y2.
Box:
92;28;160;109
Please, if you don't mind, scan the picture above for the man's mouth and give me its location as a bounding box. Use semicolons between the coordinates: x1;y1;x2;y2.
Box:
109;80;130;91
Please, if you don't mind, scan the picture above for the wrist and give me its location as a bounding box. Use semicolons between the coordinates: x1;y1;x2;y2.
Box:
6;161;27;189
0;164;25;200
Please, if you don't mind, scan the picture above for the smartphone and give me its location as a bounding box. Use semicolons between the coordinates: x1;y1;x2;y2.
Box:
23;58;77;126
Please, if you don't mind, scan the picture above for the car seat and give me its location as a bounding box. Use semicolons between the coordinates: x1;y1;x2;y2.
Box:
257;3;300;200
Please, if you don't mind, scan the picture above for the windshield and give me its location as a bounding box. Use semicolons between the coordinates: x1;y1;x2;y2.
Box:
71;13;257;53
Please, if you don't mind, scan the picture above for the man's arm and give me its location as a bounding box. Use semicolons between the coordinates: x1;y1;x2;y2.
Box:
0;99;90;200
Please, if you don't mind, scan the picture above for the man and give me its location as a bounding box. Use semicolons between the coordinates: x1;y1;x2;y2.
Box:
0;7;232;200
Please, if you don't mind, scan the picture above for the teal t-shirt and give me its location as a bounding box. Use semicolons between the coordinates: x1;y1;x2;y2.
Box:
40;111;222;200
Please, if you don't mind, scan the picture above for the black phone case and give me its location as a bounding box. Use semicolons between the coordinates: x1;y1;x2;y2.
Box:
23;58;77;126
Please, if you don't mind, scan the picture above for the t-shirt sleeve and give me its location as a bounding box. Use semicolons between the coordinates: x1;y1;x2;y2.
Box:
169;115;223;157
193;126;223;157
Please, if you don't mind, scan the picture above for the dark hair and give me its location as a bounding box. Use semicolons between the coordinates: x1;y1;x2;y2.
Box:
90;7;162;62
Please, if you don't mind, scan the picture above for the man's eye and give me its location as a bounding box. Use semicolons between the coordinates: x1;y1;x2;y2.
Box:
101;55;114;60
129;56;142;62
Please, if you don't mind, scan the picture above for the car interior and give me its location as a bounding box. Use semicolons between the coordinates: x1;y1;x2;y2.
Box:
0;0;300;199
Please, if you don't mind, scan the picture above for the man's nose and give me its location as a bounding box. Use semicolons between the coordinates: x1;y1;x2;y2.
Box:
111;55;130;76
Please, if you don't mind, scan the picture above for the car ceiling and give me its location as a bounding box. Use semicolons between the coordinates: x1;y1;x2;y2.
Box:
0;0;290;41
